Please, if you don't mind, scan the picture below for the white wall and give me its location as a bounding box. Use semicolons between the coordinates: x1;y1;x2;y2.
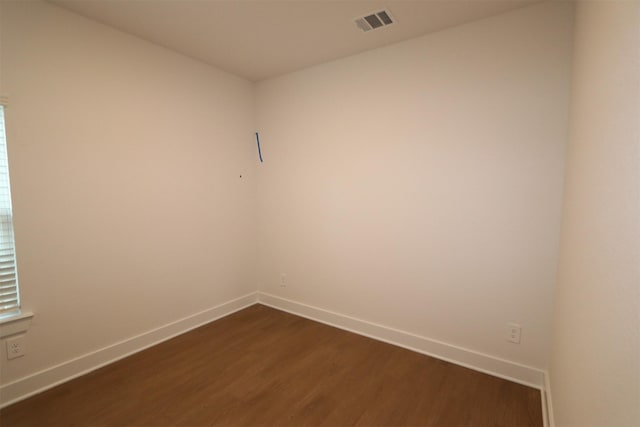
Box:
550;1;640;426
0;0;256;386
255;1;573;370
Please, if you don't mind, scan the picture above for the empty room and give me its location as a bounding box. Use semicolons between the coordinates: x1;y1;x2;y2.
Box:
0;0;637;426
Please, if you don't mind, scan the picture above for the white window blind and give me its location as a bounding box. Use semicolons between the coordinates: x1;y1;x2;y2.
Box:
0;105;20;316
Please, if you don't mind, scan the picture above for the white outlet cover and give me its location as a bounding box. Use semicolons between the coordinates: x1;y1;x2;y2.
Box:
506;323;522;344
6;335;26;359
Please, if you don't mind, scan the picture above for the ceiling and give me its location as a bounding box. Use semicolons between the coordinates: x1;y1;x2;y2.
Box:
50;0;540;82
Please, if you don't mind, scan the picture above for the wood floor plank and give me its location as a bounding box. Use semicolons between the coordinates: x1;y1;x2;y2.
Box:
0;304;542;426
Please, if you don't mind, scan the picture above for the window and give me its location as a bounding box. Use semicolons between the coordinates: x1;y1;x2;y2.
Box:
0;104;20;317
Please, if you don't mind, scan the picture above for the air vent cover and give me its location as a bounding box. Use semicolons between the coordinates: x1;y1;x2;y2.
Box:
354;10;395;32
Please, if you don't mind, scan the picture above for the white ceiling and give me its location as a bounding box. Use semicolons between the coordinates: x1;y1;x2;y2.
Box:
50;0;540;82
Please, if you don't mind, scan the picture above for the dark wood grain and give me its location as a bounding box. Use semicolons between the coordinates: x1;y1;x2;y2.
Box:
0;304;542;426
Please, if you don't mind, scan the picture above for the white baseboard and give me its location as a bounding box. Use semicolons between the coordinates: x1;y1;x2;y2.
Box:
543;371;555;427
1;291;549;411
258;292;545;389
0;292;258;408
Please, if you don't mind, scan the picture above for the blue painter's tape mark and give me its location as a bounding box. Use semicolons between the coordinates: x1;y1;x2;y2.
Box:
255;132;263;163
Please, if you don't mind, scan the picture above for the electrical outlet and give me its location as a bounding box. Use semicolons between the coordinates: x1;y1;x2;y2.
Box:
6;335;26;359
506;323;521;344
280;273;287;287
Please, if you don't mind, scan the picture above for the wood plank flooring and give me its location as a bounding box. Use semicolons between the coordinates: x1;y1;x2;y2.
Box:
0;305;542;426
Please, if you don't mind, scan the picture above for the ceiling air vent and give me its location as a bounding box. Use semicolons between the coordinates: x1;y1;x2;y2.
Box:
354;10;395;32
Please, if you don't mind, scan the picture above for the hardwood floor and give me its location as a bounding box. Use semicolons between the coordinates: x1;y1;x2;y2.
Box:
0;305;542;426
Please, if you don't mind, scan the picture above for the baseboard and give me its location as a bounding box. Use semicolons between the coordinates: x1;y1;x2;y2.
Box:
1;291;547;409
542;371;555;427
0;292;259;408
258;292;545;389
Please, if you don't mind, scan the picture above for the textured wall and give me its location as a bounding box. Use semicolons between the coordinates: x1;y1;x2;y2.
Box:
256;2;573;370
550;1;640;425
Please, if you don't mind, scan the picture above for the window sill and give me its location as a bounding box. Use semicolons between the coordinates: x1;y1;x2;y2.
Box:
0;312;34;338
